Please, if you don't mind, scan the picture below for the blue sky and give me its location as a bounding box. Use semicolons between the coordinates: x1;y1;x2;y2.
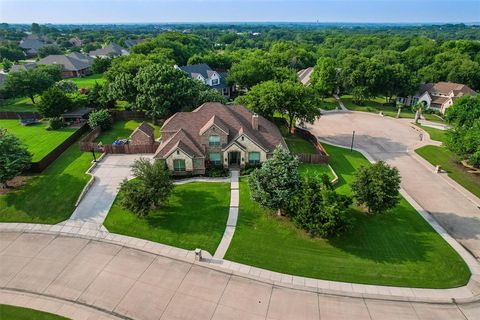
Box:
1;0;479;24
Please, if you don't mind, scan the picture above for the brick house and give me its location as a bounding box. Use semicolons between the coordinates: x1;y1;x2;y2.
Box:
36;52;93;78
130;122;155;145
154;102;287;175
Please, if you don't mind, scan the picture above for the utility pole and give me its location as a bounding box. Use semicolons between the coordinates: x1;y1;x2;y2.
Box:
350;130;355;151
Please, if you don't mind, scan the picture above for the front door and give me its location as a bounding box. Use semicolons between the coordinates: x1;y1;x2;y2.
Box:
228;151;240;166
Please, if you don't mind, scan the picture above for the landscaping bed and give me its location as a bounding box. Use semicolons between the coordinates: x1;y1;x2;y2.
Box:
0;119;77;162
0;140;95;224
104;182;231;254
224;143;470;288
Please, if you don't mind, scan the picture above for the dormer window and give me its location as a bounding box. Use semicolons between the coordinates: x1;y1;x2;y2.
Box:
209;135;220;146
212;78;219;85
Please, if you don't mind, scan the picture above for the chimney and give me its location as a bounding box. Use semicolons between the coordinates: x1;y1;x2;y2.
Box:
252;113;259;130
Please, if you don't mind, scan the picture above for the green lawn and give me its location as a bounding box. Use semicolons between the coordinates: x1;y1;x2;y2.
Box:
416;124;448;143
95;120;160;144
0;120;77;162
0;304;68;320
71;73;106;88
225;143;470;288
298;163;334;181
104;182;231;254
415;145;480;198
0;96;38;112
0;141;95;224
320;97;339;110
341;95;445;123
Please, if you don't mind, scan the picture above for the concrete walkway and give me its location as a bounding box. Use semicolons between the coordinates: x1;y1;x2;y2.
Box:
58;154;151;231
333;94;349;111
1;231;479;320
214;170;239;259
307;111;480;259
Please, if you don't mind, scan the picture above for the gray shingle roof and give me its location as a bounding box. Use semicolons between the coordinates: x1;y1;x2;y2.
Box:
19;38;45;51
88;43;128;57
10;63;37;73
178;63;229;89
37;53;92;72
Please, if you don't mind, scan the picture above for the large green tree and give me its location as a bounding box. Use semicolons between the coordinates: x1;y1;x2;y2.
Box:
133;64;200;122
0;129;32;188
249;146;300;216
238;80;321;132
289;177;352;238
351;161;401;214
3;68;58;104
37;87;72;118
119;158;173;217
310;57;337;98
445;95;480;167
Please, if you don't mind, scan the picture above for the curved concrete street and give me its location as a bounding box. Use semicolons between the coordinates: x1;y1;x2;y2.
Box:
1;232;480;320
307;111;480;259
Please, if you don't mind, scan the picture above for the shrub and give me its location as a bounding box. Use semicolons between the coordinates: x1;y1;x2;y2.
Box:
468;150;480;168
289;177;352;238
37;87;71;118
119;179;152;217
119;158;173;217
351;161;401;214
87;109;112;130
92;57;112;74
55;80;78;93
48;117;64;130
248;146;300;215
205;167;228;177
0;129;32;188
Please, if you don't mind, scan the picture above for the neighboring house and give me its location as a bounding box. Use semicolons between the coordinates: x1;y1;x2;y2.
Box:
19;38;45;56
130;122;155;145
124;38;144;48
175;63;235;97
10;63;37;73
154;102;287;175
88;43;129;58
397;82;477;114
297;67;314;85
68;37;83;47
36;52;93;78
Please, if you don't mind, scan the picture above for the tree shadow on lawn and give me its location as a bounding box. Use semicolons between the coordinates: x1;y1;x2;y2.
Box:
142;188;230;236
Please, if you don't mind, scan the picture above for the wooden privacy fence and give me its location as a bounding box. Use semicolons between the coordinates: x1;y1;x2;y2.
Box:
27;123;89;173
294;126;330;164
80;126;159;154
0;112;41;120
103;143;159;154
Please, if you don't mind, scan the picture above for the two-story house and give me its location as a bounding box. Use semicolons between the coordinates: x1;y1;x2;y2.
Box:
397;82;477;114
154;102;287;175
175;63;235;98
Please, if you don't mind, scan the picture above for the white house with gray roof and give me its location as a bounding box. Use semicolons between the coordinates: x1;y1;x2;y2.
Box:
175;63;235;97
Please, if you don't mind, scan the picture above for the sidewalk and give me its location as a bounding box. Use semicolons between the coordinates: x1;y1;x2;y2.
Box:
213;170;239;259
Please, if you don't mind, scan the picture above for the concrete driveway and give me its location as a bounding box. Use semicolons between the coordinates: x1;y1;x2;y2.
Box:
307;112;480;258
1;232;479;320
64;154;152;230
